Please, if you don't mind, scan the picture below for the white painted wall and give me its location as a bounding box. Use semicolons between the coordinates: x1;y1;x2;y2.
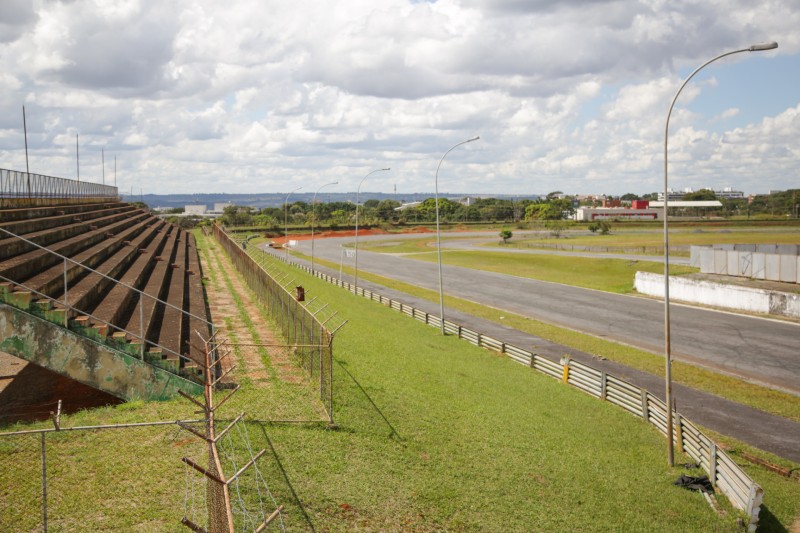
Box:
634;272;800;319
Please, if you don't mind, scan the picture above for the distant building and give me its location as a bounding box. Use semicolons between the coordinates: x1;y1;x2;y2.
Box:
657;187;743;201
184;205;207;215
213;202;233;213
575;204;662;221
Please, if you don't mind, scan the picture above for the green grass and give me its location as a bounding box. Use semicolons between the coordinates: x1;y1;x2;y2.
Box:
2;233;798;531
358;236;698;293
298;249;800;423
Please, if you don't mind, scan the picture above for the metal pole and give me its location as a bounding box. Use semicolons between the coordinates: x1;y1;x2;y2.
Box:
76;134;79;182
312;181;337;271
23;106;31;200
435;137;479;334
355;169;389;291
285;187;302;260
41;431;48;532
102;148;105;185
662;41;776;467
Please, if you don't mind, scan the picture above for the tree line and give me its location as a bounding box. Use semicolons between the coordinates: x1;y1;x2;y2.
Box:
165;188;800;228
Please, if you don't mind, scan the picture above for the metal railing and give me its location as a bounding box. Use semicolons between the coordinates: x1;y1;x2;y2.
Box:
0;226;215;383
264;240;766;532
1;168;119;206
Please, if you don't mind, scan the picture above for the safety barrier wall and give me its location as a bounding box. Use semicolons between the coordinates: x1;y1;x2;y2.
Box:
0;168;119;207
212;226;334;423
263;243;764;532
691;244;800;284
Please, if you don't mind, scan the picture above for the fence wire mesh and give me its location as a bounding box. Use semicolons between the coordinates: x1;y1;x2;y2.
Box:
222;343;331;424
212;226;334;423
0;418;306;531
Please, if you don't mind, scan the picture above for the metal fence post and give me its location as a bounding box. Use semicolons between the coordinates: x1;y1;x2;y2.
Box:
41;432;48;532
62;258;68;327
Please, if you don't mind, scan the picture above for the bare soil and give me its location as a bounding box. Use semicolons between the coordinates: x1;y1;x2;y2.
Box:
200;235;308;386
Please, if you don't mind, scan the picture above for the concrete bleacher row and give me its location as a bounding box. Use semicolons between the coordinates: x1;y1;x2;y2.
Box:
0;200;212;384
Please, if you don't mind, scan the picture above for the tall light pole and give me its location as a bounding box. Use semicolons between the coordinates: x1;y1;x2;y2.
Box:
311;181;338;271
662;41;777;466
354;168;390;292
284;186;302;259
435;136;479;334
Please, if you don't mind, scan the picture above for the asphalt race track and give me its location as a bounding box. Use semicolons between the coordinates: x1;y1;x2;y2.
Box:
290;232;800;396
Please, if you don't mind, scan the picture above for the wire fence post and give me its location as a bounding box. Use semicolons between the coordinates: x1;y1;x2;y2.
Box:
62;258;68;327
139;295;145;359
41;432;47;532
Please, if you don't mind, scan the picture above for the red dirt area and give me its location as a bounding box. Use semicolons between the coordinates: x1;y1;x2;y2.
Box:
270;226;433;246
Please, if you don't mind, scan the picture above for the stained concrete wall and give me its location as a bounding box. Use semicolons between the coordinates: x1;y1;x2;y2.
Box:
691;245;800;284
634;272;800;319
0;304;201;401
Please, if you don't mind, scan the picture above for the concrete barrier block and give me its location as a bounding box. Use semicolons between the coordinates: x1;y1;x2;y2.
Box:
752;253;766;280
714;250;728;275
727;251;740;277
765;255;781;281
779;254;797;283
739;252;754;278
757;244;778;255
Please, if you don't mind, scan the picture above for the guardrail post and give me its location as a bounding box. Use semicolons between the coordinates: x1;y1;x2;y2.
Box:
640;390;648;420
675;412;684;454
560;356;570;384
600;371;607;400
710;443;717;486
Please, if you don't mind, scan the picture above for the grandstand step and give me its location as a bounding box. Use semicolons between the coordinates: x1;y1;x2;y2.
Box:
5;290;32;310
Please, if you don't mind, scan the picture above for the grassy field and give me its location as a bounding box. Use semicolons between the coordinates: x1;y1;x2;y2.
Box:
297;241;800;423
356;235;700;294
3;230;798;531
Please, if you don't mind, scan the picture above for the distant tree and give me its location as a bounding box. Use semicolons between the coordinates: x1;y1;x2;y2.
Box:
499;229;512;244
545;219;571;238
621;193;639;201
588;220;612;235
682;189;716;201
546;191;564;200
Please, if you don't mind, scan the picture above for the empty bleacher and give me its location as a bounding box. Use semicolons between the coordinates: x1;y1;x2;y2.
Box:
0;199;212;391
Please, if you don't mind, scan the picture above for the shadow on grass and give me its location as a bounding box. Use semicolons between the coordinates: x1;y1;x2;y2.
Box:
256;423;317;532
755;505;788;533
335;358;404;443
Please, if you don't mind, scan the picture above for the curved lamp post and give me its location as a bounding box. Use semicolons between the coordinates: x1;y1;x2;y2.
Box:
311;181;338;271
354;168;390;292
662;41;777;466
284;186;302;259
435;136;480;334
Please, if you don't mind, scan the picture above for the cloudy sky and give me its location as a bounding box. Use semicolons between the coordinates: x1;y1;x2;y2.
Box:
1;0;799;197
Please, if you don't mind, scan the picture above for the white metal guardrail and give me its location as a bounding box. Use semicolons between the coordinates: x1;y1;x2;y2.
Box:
258;240;765;532
1;168;119;206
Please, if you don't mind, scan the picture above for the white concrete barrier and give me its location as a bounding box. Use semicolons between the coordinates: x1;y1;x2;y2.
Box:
634;271;800;319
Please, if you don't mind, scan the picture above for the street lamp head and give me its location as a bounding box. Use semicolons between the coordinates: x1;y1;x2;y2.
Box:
466;136;480;142
382;168;391;171
749;41;778;51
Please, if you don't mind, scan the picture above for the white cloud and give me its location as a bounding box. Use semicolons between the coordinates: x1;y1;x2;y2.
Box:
0;0;798;196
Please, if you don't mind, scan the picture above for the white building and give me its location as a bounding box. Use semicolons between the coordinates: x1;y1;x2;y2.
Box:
184;205;207;215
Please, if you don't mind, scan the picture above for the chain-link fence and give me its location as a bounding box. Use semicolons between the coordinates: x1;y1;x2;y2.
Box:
219;343;331;424
213;226;334;423
0;417;307;531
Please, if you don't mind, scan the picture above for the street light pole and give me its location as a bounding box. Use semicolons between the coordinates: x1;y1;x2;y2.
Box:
662;41;777;466
435;136;480;334
311;181;338;272
354;168;390;292
285;186;302;260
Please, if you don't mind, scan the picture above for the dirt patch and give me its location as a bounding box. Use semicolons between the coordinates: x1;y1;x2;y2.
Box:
200;236;309;386
0;351;122;425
